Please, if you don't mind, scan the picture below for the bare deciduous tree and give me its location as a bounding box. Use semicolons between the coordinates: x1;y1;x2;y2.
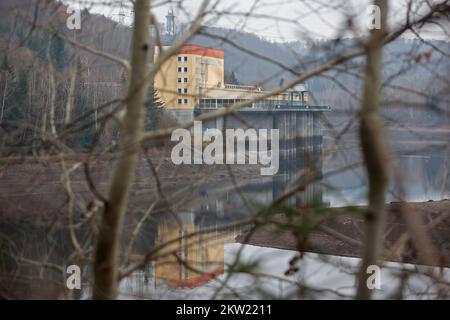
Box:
0;0;448;301
93;0;151;299
356;0;390;300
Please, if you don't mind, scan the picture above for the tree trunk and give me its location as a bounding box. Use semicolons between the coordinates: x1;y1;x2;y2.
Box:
64;34;77;127
93;0;151;299
356;0;390;300
47;37;57;136
0;77;7;123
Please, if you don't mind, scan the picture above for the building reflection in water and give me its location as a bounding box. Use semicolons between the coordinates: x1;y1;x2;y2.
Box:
121;110;326;296
154;213;237;288
121;213;239;297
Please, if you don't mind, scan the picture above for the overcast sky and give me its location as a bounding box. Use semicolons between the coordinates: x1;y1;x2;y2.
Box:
67;0;449;42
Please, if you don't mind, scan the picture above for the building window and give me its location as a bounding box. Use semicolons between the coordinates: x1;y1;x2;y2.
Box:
183;56;188;62
178;88;188;94
183;77;188;83
177;98;188;104
178;66;188;73
178;56;188;62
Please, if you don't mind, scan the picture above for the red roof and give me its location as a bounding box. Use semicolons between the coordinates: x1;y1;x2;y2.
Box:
168;265;225;289
179;44;224;59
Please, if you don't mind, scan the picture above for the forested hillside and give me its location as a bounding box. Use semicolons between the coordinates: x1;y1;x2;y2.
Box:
1;0;448;150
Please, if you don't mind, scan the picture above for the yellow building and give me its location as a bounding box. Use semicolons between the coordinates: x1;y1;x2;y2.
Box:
154;44;308;109
154;218;237;288
154;44;225;109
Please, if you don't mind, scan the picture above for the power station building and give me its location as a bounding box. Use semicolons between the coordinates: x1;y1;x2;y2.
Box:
154;44;310;110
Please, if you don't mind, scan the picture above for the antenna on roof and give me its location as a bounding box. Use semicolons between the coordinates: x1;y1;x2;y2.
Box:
166;9;175;36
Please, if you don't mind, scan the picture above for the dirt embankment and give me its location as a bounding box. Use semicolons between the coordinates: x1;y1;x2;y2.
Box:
237;200;450;267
